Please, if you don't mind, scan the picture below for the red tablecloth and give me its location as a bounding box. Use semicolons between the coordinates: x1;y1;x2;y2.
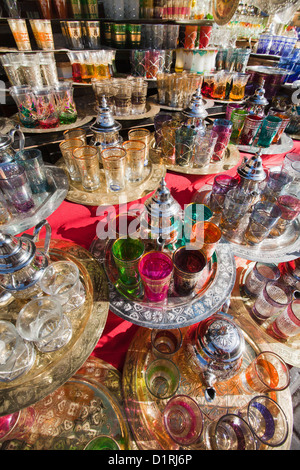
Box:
24;139;300;372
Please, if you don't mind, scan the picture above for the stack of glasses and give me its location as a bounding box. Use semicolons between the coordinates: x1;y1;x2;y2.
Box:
156;72;203;108
1;52;59;88
67;50;115;83
9;82;77;128
92;77;148;116
202;70;250;101
215;47;251;72
256;33;298;57
102;23;179;49
130;50;173;79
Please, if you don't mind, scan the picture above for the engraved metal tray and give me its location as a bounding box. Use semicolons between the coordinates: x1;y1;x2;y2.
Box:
1;165;69;236
90;237;236;329
0;357;132;450
237;133;294;155
10;110;93;134
192;185;300;263
148;95;215;112
0;239;110;416
233;261;300;368
150;140;242;175
57;159;166;206
122;322;293;450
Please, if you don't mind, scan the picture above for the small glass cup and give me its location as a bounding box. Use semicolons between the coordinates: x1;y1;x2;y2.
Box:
270;194;300;237
239;114;264;146
128;128;151;166
205;414;256;450
244;202;282;246
54;82;77;125
84;435;121;450
39;261;86;313
243;262;281;297
267;299;300;340
0;320;36;382
9;85;38;129
240;351;290;394
154;113;173;148
73;145;101;192
63;128;86;145
229;72;250;101
21;54;44;87
282;152;300;172
183;202;212;243
209;174;238;214
246;396;289;448
151;328;183;358
122;140;146;183
0;162;35;213
193;130;218;168
8;19;31;51
251;279;293;323
33;86;60;129
268;109;290;144
256;116;282;148
112;237;145;289
172;247;207;296
230;109;248;144
66;21;84;49
101;147;126;192
225;103;243;121
113;79;132;116
163;395;204;446
93;80;114;109
211;72;228;100
59;138;84;182
16;296;72;353
260;168;292;203
14;148;48;194
190;221;222;261
210;119;233;163
220;188;254;236
138;251;173;303
174;125;197;167
145;358;180;399
131;80;148;115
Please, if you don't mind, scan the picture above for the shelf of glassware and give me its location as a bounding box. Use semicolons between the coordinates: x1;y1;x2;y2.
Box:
0;17;214;26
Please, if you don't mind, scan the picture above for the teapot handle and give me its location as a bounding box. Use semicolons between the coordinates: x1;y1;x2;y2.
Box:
32;219;52;255
9;124;25;151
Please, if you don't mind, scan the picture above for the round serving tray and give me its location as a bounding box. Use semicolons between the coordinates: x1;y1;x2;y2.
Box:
57;159;166;206
234;262;300;368
237;133;294;155
10;111;93;134
192;184;300;263
0;356;132;450
149;95;215;112
122;322;293;450
93;101;161;121
0;239;110;417
90;236;236;329
1;165;69;236
150;140;241;175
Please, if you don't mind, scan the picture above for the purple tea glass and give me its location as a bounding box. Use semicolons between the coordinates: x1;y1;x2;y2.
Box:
138;251;173;302
225;103;243;121
209;174;239;213
239;115;263;146
211;119;233;162
270;194;300;237
0;162;34;213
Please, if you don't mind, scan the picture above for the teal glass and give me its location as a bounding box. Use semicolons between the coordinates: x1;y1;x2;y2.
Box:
183;202;212;244
112;237;144;289
257;116;282;148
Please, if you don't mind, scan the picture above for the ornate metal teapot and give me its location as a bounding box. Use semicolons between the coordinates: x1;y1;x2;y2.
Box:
0;124;25;164
185;312;245;402
0;219;51;300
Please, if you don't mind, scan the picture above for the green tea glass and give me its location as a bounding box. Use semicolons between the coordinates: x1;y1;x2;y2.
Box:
257;116;282;148
112;237;145;289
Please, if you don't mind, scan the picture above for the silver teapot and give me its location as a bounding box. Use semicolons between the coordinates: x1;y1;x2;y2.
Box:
185;312;245;402
0;219;51;300
0;125;25;164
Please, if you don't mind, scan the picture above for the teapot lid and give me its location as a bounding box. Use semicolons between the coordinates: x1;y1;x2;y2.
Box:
90;96;122;134
0;232;36;273
196;313;245;363
237;150;267;181
143;177;182;218
182;87;208;120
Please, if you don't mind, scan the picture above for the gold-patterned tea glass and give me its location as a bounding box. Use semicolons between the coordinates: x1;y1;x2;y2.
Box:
59;138;84;182
128;128;151;166
73;145;101;192
8;19;31;51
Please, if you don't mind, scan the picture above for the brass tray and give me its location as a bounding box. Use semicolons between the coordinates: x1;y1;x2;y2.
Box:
90;237;236;329
122;322;293;450
0;239;110;416
192;184;300;263
57;159;166;206
0;357;132;450
150;140;242;175
231;260;300;368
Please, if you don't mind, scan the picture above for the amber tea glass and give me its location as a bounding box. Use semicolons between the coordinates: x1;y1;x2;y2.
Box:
190;221;222;260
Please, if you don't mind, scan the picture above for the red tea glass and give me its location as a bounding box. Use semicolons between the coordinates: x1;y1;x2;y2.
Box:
270;194;300;237
268;299;300;340
240;351;290;394
239;115;263;146
211;119;233;162
138;251;173;302
199;26;212;48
